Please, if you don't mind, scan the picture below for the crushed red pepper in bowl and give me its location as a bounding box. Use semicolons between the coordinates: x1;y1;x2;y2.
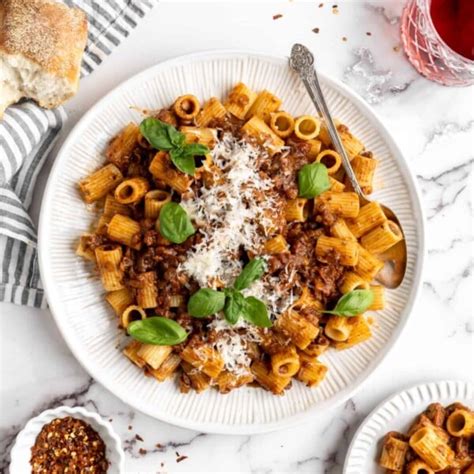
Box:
30;416;109;473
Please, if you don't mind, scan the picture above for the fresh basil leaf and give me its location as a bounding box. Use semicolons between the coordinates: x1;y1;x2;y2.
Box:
127;316;187;345
182;142;210;158
139;118;174;151
167;126;186;148
224;290;246;324
241;297;272;328
298;162;330;199
158;202;195;244
324;289;374;317
170;148;196;175
234;258;266;291
188;288;225;318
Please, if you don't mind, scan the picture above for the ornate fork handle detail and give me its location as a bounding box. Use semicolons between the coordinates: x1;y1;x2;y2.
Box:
289;43;364;196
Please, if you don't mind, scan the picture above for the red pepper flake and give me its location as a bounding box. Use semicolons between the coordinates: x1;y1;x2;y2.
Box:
138;448;147;456
135;434;144;442
366;31;372;36
313;27;320;34
30;417;109;473
176;455;188;463
273;14;283;20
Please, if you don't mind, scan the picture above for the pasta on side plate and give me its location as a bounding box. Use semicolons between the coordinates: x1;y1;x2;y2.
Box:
76;83;404;395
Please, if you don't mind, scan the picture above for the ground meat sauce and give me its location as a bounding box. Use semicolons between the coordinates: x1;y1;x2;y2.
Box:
30;417;108;473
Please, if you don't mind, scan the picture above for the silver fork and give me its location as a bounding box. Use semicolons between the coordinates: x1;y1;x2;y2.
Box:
289;43;407;288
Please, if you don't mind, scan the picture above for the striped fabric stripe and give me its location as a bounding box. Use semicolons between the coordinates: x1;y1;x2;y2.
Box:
0;0;154;309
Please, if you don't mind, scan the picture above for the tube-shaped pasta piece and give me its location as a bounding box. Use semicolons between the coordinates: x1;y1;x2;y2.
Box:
181;361;211;393
147;353;181;382
316;191;360;218
105;123;140;167
316;236;359;266
195;97;227;127
316;150;342;175
334;316;372;350
76;234;96;261
169;295;184;308
264;234;289;254
294;115;321;140
325;316;353;342
216;371;255;394
173;94;200;121
275;310;319;350
347;201;386;238
105;288;134;316
329;177;345;193
224;82;258;120
361;220;403;254
104;194;131;217
95;244;124;291
355;244;384;281
107;214;141;250
297;353;328;387
307;139;322;159
351;155;378;194
180;344;224;379
379;434;409;471
318;120;342;146
149;151;192;193
137;344;172;370
368;285;385;311
180;126;217;148
114;177;149;204
291;287;323;312
446;409;474;437
246;90;282;122
251;359;291;395
284;198;310;222
409;427;455;471
120;305;146;329
269;111;295;138
271;346;300;377
406;460;434;474
320;122;364;158
78;164;123;203
144;190;172;219
340;272;370;293
241;116;285;153
136;271;158;309
330;218;357;241
123;340;146;368
408;414;450;443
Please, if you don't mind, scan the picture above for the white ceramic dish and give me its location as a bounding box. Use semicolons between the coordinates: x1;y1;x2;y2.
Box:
9;406;125;473
38;51;425;434
344;380;474;473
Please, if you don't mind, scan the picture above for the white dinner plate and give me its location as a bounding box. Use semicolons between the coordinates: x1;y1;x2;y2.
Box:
38;51;425;434
343;380;474;474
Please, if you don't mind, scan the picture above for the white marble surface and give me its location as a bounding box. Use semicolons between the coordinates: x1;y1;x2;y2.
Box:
1;1;473;472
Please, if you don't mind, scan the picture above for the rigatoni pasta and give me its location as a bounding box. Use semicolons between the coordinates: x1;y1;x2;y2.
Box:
76;82;403;396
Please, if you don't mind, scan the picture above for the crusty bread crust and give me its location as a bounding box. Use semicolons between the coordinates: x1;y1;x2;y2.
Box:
0;0;88;110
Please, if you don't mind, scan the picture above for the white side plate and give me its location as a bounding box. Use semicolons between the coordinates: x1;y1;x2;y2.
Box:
38;51;425;434
344;380;474;473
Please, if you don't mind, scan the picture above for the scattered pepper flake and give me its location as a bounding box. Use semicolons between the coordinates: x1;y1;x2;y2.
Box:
135;434;144;442
160;462;165;467
342;36;347;42
273;14;283;20
366;31;372;36
30;417;108;473
128;425;132;430
176;455;188;463
318;2;324;7
332;4;339;14
393;45;400;52
138;448;147;456
312;27;320;34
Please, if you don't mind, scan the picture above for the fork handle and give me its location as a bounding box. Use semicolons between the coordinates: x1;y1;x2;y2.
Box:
290;44;365;197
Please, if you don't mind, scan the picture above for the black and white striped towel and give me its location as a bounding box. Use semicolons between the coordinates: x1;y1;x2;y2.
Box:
0;0;154;309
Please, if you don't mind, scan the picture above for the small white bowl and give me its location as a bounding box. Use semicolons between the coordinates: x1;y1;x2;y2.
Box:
10;406;125;473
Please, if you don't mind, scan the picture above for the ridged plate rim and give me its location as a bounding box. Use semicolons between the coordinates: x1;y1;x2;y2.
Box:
343;380;474;474
38;50;425;434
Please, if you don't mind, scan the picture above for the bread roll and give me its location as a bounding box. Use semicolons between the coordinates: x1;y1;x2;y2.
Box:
0;0;88;117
